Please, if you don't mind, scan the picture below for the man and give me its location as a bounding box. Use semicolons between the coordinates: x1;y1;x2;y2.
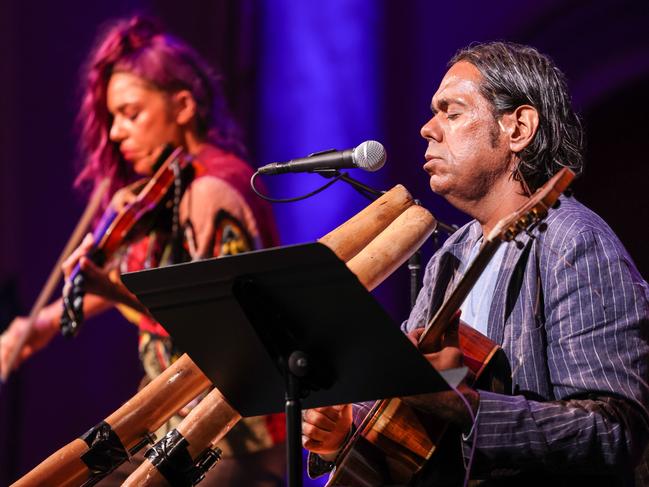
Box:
302;42;649;485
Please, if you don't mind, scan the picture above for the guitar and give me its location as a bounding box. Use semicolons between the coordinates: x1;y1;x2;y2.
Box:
326;167;575;486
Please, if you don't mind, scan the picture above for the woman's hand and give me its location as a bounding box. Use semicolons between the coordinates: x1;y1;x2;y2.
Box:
62;233;109;297
0;303;61;379
61;233;148;315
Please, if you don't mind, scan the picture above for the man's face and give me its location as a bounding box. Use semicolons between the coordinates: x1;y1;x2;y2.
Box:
420;61;513;208
107;72;183;175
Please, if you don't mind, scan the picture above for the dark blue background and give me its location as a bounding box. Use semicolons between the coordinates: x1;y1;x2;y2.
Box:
1;1;647;484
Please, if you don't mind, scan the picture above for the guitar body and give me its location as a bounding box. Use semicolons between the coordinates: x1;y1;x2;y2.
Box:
327;323;511;486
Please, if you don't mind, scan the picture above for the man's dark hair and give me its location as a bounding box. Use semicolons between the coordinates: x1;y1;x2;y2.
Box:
450;42;584;191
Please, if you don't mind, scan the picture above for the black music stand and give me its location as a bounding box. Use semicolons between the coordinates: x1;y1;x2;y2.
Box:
121;242;464;487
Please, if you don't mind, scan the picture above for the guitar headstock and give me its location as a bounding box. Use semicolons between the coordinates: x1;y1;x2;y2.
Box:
488;167;575;243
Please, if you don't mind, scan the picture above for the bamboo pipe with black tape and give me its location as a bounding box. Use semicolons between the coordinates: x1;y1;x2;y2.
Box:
122;202;437;486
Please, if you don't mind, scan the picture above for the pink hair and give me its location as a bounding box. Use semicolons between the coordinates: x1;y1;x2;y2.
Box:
75;16;243;204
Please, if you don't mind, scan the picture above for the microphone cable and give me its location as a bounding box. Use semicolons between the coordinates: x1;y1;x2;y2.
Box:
250;169;345;203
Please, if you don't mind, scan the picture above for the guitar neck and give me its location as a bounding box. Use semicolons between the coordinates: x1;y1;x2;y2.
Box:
418;238;502;350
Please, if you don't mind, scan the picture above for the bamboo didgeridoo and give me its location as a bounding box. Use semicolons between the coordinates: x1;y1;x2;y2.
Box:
12;354;210;487
12;185;419;487
122;203;437;486
318;184;413;262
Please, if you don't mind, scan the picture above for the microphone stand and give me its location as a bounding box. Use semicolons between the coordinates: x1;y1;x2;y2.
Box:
406;199;457;308
314;169;383;201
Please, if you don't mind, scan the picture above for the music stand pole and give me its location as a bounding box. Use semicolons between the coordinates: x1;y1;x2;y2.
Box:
286;351;309;487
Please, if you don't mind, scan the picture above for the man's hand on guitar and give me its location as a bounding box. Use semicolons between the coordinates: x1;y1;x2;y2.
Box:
302;404;353;460
403;315;480;434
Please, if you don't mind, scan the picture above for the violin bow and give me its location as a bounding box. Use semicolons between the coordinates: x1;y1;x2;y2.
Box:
0;178;110;383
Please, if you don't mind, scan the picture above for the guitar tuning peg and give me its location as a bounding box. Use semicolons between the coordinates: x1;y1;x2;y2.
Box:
513;238;525;249
515;214;530;230
538;222;548;232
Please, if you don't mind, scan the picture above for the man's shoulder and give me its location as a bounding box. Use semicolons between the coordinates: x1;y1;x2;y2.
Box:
540;196;620;250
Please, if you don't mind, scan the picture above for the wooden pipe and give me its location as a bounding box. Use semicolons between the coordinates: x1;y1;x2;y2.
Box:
318;184;413;262
12;354;210;487
348;204;436;291
121;388;241;487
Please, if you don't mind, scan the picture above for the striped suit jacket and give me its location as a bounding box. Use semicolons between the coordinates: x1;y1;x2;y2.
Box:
396;195;649;484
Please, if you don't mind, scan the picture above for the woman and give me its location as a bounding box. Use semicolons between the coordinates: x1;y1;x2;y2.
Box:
0;16;285;486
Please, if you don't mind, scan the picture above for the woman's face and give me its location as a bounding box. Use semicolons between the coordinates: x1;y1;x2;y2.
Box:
106;72;183;175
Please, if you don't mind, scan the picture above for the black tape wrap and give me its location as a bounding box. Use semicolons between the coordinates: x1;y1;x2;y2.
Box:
79;421;129;486
146;429;222;486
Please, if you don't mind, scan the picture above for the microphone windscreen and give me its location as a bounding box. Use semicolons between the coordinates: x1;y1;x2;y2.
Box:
353;140;386;171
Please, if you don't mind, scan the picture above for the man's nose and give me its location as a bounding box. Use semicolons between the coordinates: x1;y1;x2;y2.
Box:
420;116;442;142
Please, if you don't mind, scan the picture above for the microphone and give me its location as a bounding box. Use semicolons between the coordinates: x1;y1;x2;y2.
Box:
257;140;386;175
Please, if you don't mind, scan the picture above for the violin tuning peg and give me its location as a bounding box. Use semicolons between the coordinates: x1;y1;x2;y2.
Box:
73;273;85;287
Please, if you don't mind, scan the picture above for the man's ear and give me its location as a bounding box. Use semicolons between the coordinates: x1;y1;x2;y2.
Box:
500;105;539;153
173;90;197;126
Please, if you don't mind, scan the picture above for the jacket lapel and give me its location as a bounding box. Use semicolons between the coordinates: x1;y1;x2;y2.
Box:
487;233;535;346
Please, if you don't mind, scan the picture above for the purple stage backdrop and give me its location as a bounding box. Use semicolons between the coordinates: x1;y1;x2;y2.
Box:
0;0;648;484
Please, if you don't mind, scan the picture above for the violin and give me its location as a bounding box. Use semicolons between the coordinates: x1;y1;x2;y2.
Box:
60;145;194;337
